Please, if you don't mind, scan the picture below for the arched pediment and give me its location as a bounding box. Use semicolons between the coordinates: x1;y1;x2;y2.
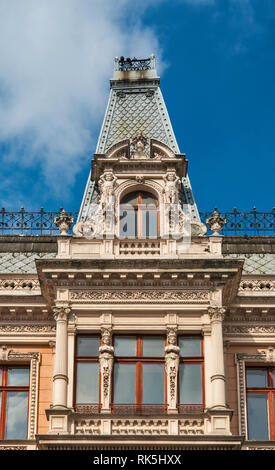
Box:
104;140;130;159
150;139;177;159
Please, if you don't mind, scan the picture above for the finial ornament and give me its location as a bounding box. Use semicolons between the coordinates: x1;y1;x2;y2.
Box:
54;209;74;235
206;208;226;236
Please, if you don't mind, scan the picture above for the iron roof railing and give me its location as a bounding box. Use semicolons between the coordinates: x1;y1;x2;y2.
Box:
0;207;274;236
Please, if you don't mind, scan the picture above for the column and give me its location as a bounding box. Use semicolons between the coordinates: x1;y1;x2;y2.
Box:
208;307;227;409
52;305;71;409
201;325;213;409
165;327;180;413
67;315;76;409
99;327;114;413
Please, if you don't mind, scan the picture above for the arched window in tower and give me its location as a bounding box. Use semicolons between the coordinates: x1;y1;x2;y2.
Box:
120;191;159;238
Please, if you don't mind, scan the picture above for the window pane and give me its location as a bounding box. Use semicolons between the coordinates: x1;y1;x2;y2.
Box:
246;369;267;388
141;210;158;238
141;194;157;205
179;363;202;404
5;392;28;439
114;337;136;356
77;336;99;357
142;337;164;357
113;364;136;403
0;368;2;385
143;363;164;404
7;368;29;386
179;337;201;357
122;193;138;205
120;208;136;238
247;393;269;440
76;363;99;403
272;369;275;387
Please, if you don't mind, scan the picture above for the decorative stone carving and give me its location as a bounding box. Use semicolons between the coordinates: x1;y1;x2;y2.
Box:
112;419;169;435
54;209;74;235
206;209;226;236
163;172;180;205
179;419;204;435
165;327;180;411
130;133;149;159
98;172;117;210
208;307;226;322
0;345;8;360
190;221;207;237
0;278;40;291
53;306;71;322
99;327;114;412
223;325;275;336
70;289;209;303
75;419;101;435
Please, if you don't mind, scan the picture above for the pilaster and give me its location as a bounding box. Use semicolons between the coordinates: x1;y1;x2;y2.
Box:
99;326;114;413
165;326;180;413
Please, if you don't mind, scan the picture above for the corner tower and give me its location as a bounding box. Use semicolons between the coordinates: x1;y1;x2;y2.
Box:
78;55;201;227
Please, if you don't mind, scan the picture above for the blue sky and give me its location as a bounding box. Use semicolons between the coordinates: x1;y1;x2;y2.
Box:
0;0;274;212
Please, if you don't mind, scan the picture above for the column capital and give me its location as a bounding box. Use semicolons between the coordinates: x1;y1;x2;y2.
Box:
53;305;71;322
208;307;226;322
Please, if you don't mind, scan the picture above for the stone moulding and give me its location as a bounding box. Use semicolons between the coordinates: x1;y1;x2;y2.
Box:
235;352;266;439
70;290;209;303
0;350;41;440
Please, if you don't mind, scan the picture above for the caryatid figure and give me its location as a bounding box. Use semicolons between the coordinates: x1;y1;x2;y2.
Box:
163;172;180;205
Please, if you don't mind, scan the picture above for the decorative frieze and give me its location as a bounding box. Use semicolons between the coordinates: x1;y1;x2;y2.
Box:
239;279;275;293
0;324;56;333
0;278;40;291
70;290;209;303
224;325;275;336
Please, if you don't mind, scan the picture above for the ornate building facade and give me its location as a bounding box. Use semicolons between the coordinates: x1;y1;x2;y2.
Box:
0;56;275;451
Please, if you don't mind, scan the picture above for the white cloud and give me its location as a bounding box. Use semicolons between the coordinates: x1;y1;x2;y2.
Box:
0;0;161;198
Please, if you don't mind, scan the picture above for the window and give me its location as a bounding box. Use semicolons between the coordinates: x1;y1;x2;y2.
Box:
75;335;100;412
112;335;165;413
246;367;275;440
178;336;204;412
0;366;29;439
120;191;159;238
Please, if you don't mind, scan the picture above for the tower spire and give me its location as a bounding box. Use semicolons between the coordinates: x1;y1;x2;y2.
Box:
78;55;200;224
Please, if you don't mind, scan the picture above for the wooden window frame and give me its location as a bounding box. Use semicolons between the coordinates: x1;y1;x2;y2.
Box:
246;366;275;440
177;335;205;413
74;335;101;413
0;365;30;440
112;335;166;414
120;191;159;239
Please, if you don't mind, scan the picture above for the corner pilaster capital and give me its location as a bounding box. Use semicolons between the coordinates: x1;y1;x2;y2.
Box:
208;307;226;322
53;304;71;322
